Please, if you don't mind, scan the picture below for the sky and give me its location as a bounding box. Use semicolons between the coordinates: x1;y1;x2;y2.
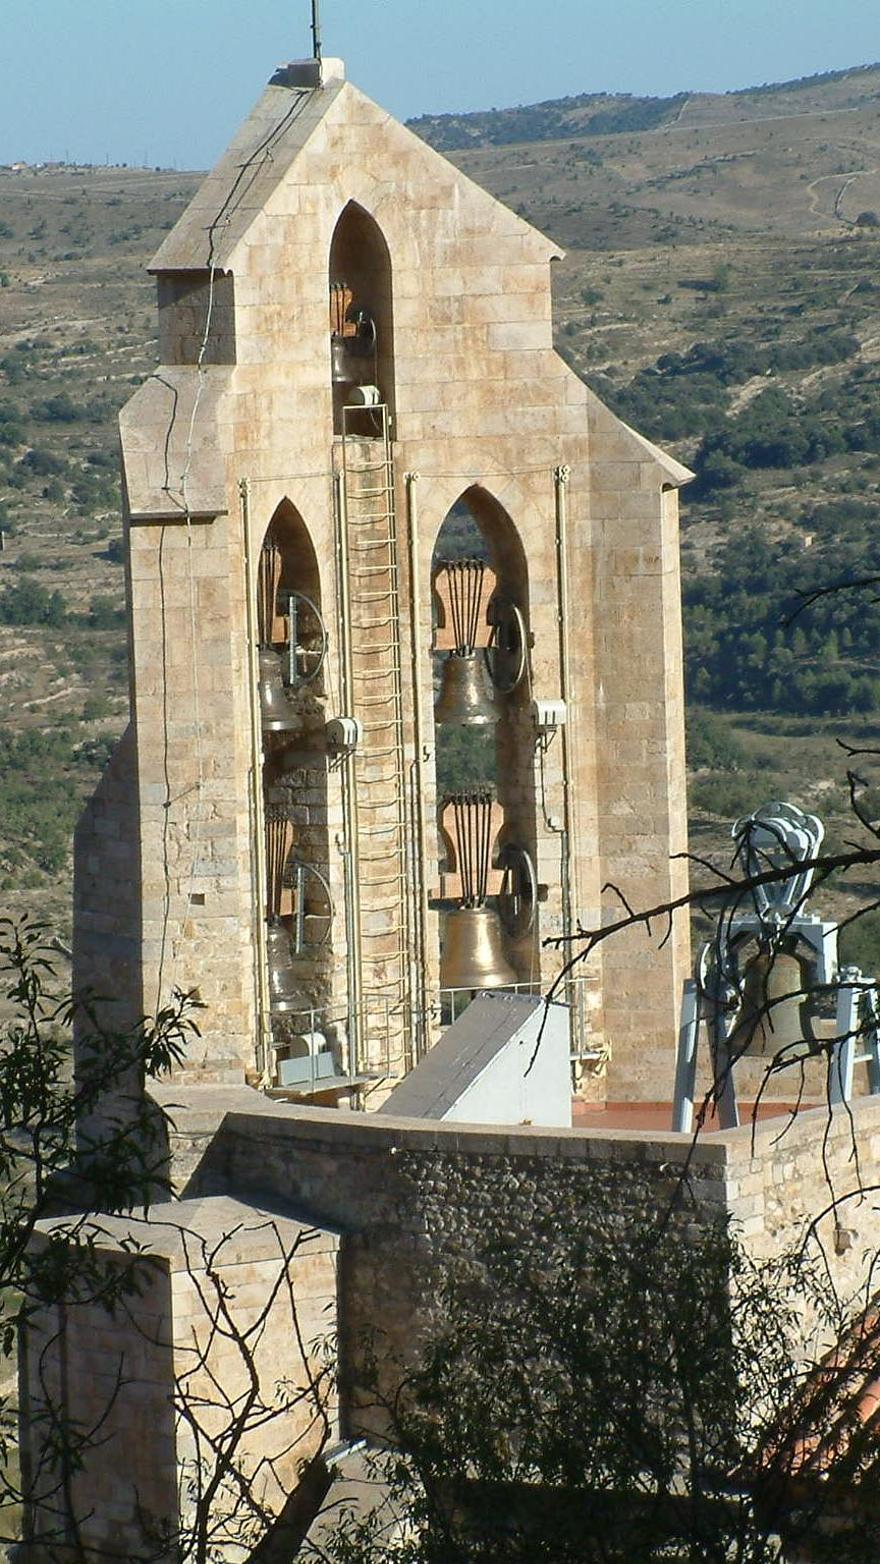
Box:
1;0;878;170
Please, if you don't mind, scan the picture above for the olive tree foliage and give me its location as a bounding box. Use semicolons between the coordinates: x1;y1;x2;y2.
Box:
0;919;339;1564
0;916;195;1547
314;1220;880;1564
5;785;880;1562
311;785;880;1564
0;912;193;1319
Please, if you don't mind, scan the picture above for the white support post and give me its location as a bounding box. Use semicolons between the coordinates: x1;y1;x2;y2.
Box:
672;979;701;1134
831;974;861;1106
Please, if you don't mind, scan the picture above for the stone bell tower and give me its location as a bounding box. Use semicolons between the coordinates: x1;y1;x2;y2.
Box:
73;54;691;1104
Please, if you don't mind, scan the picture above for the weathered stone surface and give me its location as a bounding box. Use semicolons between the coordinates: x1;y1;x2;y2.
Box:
75;58;691;1101
154;1087;880;1435
20;1195;339;1559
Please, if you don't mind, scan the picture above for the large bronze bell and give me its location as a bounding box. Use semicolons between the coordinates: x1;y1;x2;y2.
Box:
440;906;518;993
434;652;498;727
729;945;815;1059
258;647;298;733
266;919;304;1014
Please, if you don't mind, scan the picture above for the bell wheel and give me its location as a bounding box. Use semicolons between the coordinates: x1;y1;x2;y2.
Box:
282;857;333;953
284;591;328;688
486;599;526;694
497;844;537;938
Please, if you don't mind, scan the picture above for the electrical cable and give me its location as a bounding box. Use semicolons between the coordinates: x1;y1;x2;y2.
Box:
242;457;603;485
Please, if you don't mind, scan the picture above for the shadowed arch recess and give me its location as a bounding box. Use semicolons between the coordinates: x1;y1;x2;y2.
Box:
329;201;396;432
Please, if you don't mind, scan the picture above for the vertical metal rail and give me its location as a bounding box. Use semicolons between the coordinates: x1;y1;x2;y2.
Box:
553;465;580;1044
333;468;364;1079
240;478;272;1082
405;470;430;1061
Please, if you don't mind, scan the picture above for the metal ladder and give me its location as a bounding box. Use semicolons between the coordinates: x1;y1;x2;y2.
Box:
337;406;413;1079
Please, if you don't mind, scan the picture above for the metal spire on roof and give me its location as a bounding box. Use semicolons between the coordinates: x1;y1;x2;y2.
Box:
311;0;323;61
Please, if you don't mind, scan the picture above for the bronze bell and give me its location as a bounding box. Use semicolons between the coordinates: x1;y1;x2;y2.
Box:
259;647;298;733
729;946;816;1059
434;652;498;727
440;906;518;993
266;919;304;1015
331;334;357;389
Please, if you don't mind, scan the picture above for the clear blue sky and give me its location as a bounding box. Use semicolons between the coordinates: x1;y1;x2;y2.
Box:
1;0;878;169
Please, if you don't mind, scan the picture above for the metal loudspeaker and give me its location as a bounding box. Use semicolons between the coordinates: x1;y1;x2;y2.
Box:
440;906;518;993
434;651;498;727
729;944;816;1059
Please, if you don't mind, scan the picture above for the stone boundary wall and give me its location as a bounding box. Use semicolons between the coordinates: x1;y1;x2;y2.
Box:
156;1087;880;1428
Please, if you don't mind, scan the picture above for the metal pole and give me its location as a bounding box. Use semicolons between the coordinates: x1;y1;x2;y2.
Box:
831;970;861;1106
708;975;739;1130
334;468;363;1079
672;979;701;1133
241;479;273;1083
405;471;430;1061
553;465;578;1043
311;0;322;61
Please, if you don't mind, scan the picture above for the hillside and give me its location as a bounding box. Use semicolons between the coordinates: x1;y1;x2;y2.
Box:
2;63;880;955
0;167;198;934
410;63;880;152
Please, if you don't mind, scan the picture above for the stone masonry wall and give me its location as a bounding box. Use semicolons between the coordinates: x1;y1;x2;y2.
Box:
155;1087;880;1434
100;68;692;1098
20;1197;339;1560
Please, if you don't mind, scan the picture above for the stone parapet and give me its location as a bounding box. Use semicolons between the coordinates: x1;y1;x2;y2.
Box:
152;1087;880;1434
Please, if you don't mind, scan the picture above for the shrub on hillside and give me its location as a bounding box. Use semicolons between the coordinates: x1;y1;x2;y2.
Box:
0;576;66;627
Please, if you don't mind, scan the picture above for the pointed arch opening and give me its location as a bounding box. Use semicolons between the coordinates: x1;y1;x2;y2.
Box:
430;486;531;796
430;487;538;991
329;201;396;434
255;500;335;1070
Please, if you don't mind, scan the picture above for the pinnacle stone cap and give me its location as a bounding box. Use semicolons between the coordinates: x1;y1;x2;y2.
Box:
271;57;346;89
